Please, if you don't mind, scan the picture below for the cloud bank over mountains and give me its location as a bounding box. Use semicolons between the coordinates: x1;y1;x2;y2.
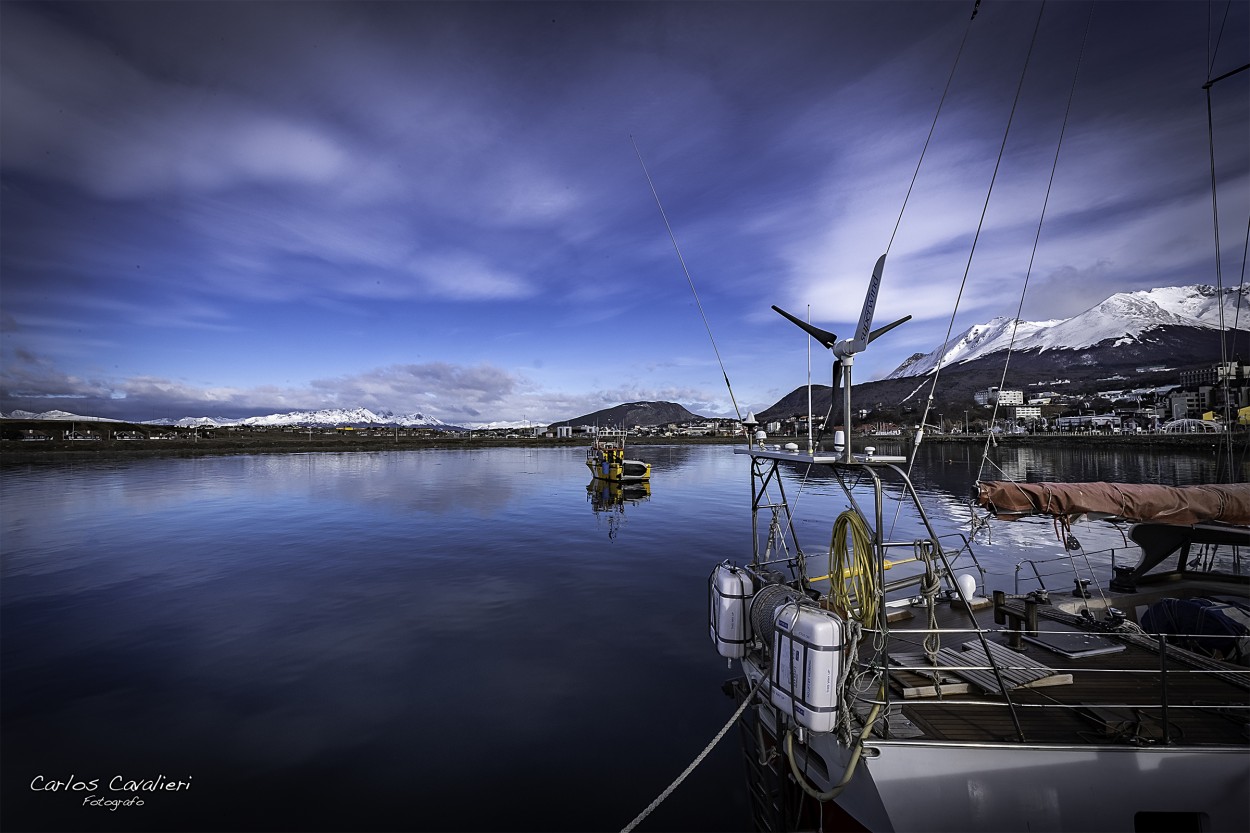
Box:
6;285;1242;428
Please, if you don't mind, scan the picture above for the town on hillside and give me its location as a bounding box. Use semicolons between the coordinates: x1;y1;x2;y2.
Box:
762;357;1246;438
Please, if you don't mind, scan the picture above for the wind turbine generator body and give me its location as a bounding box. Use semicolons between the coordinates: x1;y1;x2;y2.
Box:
771;253;911;462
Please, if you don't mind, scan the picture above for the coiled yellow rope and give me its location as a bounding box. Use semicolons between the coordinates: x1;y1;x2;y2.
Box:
827;510;879;626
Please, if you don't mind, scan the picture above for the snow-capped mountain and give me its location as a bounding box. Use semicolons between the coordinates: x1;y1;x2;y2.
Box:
1;406;557;431
461;420;538;431
142;408;450;428
241;408;446;428
1;407;453;428
888;285;1248;379
1;409;124;422
143;416;227;428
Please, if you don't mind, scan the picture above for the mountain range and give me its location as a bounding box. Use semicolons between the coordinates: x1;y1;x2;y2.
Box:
1;407;452;430
760;284;1248;421
0;403;706;431
887;285;1247;379
4;286;1244;429
159;408;450;429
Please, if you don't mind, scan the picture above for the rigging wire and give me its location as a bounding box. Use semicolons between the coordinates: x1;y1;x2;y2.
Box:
1206;0;1236;80
631;136;745;428
1234;217;1247;335
1236;221;1249;480
976;1;1094;485
783;0;986;543
883;1;980;258
912;0;1050;466
637;0;974;525
1202;55;1250;479
1205;83;1233;477
796;0;982;463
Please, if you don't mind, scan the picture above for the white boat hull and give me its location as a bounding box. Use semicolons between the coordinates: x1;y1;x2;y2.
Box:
743;658;1249;832
848;741;1249;832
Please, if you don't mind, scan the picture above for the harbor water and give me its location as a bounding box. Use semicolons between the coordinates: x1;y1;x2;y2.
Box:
0;443;1233;831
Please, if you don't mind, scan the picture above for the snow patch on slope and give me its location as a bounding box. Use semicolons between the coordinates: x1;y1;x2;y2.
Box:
888;285;1247;379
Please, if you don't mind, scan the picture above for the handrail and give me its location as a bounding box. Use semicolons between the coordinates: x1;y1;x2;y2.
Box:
742;449;1249;752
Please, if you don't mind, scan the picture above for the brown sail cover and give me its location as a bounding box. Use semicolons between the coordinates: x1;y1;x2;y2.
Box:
976;481;1250;526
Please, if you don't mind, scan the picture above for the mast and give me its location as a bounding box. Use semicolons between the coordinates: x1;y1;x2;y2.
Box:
1202;61;1249;480
806;306;814;454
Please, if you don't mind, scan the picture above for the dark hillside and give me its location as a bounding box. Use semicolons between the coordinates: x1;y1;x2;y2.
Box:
760;326;1241;421
550;401;706;428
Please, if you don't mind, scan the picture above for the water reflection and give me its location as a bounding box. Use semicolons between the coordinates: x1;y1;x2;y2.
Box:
628;443;711;473
749;441;1226;597
1;447;762;832
909;441;1240;492
586;478;652;540
0;443;1234;832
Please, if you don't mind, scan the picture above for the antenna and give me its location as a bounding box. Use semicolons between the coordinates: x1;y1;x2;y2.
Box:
773;254;910;463
805;306;815;455
632;137;745;431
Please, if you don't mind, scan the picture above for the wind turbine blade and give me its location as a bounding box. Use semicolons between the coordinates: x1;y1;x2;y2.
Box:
868;315;912;344
853;254;887;348
827;362;844;430
772;305;838;350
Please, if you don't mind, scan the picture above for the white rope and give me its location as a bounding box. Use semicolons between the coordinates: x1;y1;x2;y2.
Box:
620;676;763;833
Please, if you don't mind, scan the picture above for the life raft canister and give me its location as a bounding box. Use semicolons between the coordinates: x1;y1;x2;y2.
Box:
769;600;844;733
709;562;754;658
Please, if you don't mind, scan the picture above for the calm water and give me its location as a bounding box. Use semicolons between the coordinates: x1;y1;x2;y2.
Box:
0;443;1231;832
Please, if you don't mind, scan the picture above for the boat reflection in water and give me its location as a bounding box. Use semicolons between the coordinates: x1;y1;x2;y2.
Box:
586;478;651;540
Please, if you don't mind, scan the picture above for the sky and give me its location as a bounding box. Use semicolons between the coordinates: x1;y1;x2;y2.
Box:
2;0;1248;427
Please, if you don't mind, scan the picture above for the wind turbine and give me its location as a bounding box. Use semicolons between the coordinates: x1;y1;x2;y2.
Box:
772;254;910;463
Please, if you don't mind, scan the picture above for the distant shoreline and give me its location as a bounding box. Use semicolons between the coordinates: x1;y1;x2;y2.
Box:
1;431;1238;466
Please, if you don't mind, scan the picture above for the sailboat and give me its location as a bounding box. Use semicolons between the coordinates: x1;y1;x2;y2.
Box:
710;272;1249;831
699;8;1249;833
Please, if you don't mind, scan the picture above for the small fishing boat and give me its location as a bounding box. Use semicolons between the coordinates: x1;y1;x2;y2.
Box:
585;429;651;482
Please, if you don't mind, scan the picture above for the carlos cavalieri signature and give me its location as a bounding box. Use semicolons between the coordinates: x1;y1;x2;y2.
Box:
30;774;192;810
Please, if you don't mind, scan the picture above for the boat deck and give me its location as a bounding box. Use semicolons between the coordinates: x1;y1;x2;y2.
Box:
870;599;1250;747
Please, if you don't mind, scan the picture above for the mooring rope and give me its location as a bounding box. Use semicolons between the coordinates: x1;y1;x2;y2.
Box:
619;676;763;833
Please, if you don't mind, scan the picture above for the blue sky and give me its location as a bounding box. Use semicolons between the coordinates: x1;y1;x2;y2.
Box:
2;1;1247;426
